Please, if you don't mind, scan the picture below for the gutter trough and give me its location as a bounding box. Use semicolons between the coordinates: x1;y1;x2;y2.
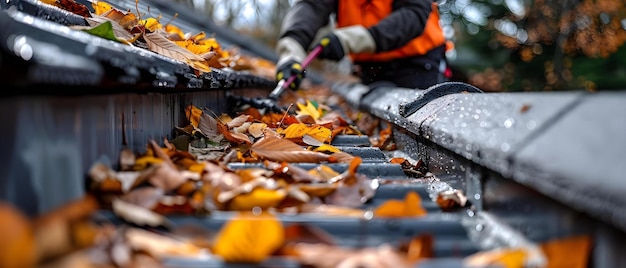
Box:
1;0;625;267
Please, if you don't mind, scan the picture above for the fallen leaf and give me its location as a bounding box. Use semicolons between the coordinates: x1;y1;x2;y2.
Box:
436;189;468;211
374;191;427;218
125;228;210;259
541;235;591;268
143;30;213;72
111;199;169;228
296;100;321;120
227;188;288;211
281;123;332;144
464;248;528;268
251;135;331;163
0;202;37;268
212;212;284;263
248;122;267;138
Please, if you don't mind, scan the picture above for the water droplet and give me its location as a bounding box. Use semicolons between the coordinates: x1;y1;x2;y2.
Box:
504;118;515;128
475;224;484;231
364;211;374;220
500;143;511;152
474;193;481;200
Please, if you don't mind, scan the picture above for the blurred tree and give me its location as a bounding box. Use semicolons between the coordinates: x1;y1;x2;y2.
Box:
446;0;626;91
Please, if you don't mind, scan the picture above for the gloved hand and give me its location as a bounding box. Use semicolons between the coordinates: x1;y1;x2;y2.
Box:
275;36;308;90
315;25;377;61
275;59;305;90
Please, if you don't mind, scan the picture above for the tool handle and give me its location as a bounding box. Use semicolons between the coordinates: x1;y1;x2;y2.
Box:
282;44;324;90
269;45;324;100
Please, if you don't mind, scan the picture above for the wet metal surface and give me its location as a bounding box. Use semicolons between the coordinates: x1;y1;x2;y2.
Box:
420;92;585;177
512;92;626;232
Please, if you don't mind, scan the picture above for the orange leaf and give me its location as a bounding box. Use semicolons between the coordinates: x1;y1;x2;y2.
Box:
212;212;284;263
185;105;203;128
218;121;251;144
541;235;591;268
464;248;528;268
374;191;427;218
251;135;330;163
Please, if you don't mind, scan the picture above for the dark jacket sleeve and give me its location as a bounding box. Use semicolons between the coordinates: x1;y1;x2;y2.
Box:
278;0;337;51
367;0;433;52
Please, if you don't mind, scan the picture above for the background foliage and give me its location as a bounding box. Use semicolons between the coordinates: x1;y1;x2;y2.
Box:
178;0;626;92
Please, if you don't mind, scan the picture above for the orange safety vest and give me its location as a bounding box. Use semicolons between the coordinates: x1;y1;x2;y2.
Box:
337;0;445;62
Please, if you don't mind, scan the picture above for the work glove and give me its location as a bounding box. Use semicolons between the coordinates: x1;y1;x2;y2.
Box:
316;25;377;61
275;36;308;90
276;59;305;90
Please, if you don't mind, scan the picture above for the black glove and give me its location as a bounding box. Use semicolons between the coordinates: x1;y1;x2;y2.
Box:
316;33;345;61
275;59;305;90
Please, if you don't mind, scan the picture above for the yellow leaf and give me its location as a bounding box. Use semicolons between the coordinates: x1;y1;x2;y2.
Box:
227;188;287;211
212;212;284;263
282;123;332;143
312;144;340;153
91;0;113;15
141;17;162;32
133;156;164;170
296;100;321;120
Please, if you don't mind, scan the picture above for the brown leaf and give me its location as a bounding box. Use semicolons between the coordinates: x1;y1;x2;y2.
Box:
251;135;331;163
111;199;169;228
147;164;189;192
248;122;267;139
293;243;412;268
436;189;468;211
125;228;209;259
119;148;136;171
143;31;214;70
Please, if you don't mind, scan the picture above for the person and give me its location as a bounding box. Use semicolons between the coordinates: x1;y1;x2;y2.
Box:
275;0;451;91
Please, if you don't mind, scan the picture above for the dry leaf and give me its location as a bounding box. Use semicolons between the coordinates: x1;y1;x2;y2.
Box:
85;16;134;40
281;123;332;144
293;243;412;268
248;122;267;138
212;212;284;263
0;202;37;268
143;31;213;72
125;228;210;259
541;235;591;268
464;248;528;268
251;135;331;163
296;100;321;120
374;191;427;218
185;105;203;128
227;188;288;211
436;189;468;211
112;199;169;227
